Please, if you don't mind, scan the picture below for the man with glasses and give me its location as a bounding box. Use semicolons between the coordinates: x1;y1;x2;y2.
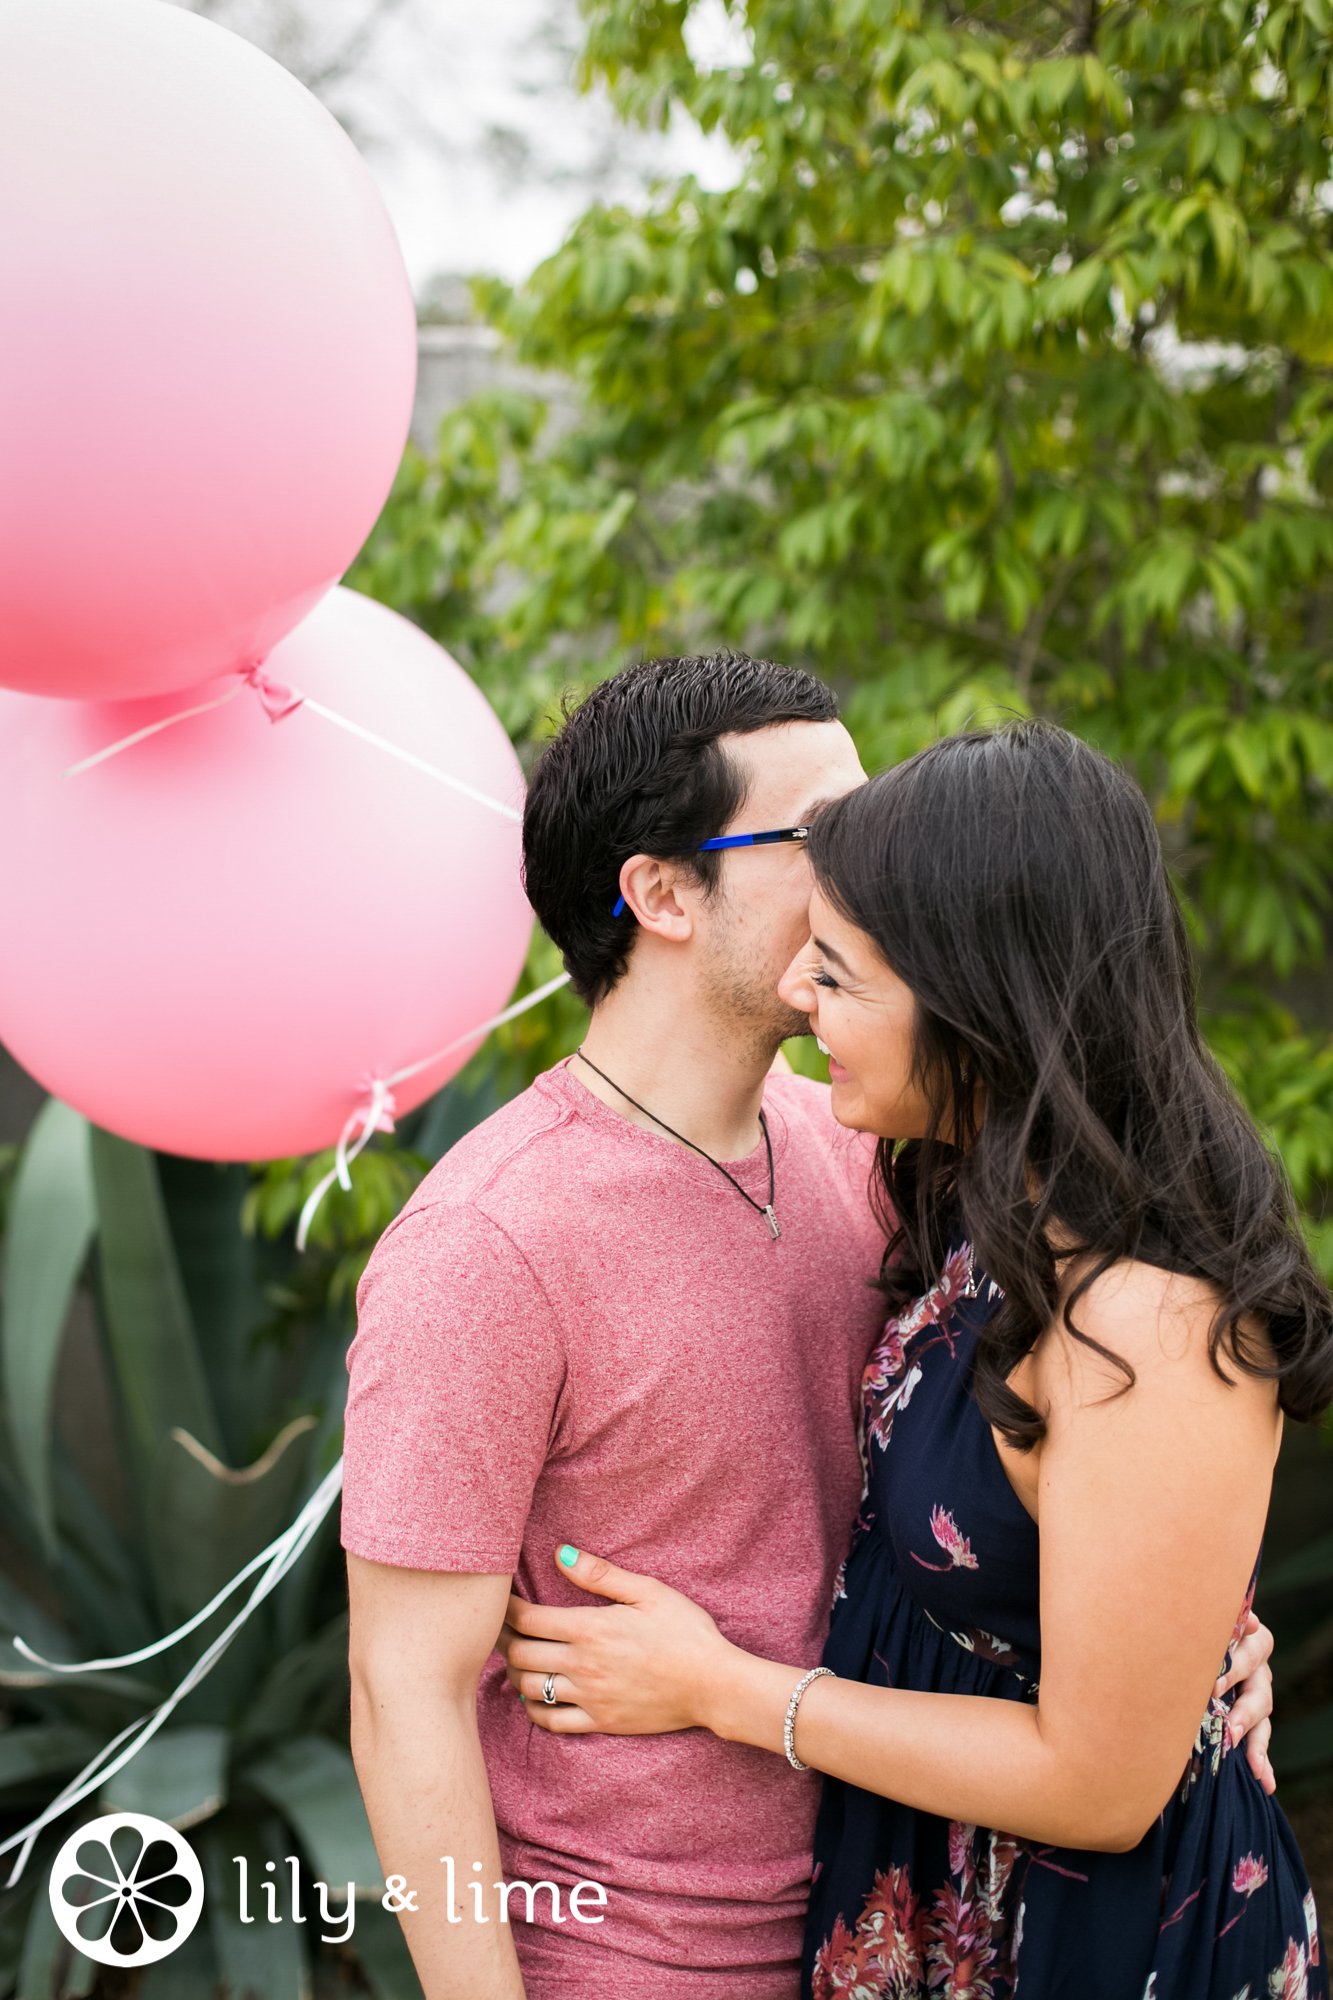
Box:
339;652;1275;2000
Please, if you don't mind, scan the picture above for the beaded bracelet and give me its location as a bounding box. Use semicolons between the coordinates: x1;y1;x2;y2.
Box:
783;1665;836;1770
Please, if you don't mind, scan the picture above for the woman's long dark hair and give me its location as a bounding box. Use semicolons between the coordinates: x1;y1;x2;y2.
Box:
808;717;1333;1448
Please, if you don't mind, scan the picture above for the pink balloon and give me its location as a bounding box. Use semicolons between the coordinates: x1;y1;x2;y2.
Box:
0;0;417;702
0;589;533;1161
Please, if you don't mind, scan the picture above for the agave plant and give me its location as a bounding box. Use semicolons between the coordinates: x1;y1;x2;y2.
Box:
0;1098;427;2000
0;932;586;2000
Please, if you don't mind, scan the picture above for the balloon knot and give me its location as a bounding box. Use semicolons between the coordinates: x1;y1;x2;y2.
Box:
357;1077;398;1138
333;1078;396;1188
240;659;305;723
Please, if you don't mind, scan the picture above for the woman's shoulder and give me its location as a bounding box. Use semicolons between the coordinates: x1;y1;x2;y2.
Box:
1034;1249;1275;1396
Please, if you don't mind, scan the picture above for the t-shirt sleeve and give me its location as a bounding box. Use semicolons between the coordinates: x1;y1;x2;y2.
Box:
339;1198;565;1574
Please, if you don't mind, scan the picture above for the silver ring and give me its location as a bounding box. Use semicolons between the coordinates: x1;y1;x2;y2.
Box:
541;1673;558;1706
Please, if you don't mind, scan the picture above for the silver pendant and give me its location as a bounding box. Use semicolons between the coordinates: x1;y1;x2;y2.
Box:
764;1205;781;1240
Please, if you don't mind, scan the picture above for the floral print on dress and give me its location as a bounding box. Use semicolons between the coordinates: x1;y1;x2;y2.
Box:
831;1507;875;1610
811;1865;922;1998
1209;1854;1272;1948
1178;1577;1259;1805
862;1242;979;1458
812;1823;1029;1999
803;1234;1327;2000
911;1504;980;1573
920;1609;1038;1697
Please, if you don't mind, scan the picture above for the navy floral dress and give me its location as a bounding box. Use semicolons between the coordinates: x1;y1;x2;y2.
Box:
802;1235;1327;2000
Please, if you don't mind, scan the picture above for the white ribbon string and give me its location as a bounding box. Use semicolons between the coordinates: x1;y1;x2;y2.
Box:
386;968;572;1089
61;680;251;776
11;1541;281;1674
0;966;574;1873
2;730;571;1874
1;1456;345;1887
61;666;523;823
298;696;522;820
292;971;572;1252
294;1078;397;1254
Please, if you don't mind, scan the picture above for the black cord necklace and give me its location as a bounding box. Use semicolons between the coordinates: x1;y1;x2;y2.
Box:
572;1047;781;1239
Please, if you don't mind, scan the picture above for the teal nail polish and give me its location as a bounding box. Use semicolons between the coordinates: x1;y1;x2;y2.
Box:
557;1544;579;1568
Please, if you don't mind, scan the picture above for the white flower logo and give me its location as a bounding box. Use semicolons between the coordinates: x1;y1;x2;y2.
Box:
49;1811;204;1967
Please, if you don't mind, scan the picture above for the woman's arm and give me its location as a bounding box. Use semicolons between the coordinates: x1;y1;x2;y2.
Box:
503;1261;1282;1850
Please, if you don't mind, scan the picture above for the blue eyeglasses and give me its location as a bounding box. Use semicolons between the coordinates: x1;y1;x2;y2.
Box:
611;825;811;917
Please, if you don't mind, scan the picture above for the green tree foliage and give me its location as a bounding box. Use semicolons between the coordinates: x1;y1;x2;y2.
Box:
352;0;1333;1288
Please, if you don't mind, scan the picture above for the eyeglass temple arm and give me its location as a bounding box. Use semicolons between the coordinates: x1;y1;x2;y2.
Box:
697;830;810;850
612;827;809;914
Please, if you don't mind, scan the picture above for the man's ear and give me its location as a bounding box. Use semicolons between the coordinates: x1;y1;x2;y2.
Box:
616;854;695;941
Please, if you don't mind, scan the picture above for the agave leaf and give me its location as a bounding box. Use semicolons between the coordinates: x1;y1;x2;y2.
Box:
15;1872;95;2000
0;1881;28;1992
0;1574;83;1682
347;1900;420;2000
142;1416;319;1725
133;1910;218;2000
47;1434;137;1587
61;1939;97;1998
89;1130;222;1514
96;1724;228;1830
233;1613;350;1755
0;1572;163;1707
201;1811;312;2000
0;1725;102;1794
147;1415;318;1623
0;1452;151;1671
243;1737;384;1898
0;1427;157;1673
0;1655;164;1709
271;1330;347;1654
41;1437;158;1662
1;1101;96;1556
156;1157;275;1467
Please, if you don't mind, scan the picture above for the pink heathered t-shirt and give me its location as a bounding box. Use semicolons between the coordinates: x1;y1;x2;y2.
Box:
341;1058;887;1999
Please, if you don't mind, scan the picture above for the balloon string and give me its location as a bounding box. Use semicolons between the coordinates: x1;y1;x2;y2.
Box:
0;964;574;1875
293;970;572;1251
299;696;522;820
61;665;522;822
0;967;574;1876
4;678;569;1876
61;680;250;775
295;1079;397;1254
0;1456;345;1887
11;1539;280;1673
386;968;572;1089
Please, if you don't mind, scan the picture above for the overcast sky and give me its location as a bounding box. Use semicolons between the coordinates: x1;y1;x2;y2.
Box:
176;0;745;294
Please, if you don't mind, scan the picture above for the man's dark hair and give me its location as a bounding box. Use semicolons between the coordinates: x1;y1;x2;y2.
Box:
522;650;839;1007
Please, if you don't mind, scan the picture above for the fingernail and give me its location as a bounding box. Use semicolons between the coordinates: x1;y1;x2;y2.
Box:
1231;1718;1244;1745
558;1544;579;1568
